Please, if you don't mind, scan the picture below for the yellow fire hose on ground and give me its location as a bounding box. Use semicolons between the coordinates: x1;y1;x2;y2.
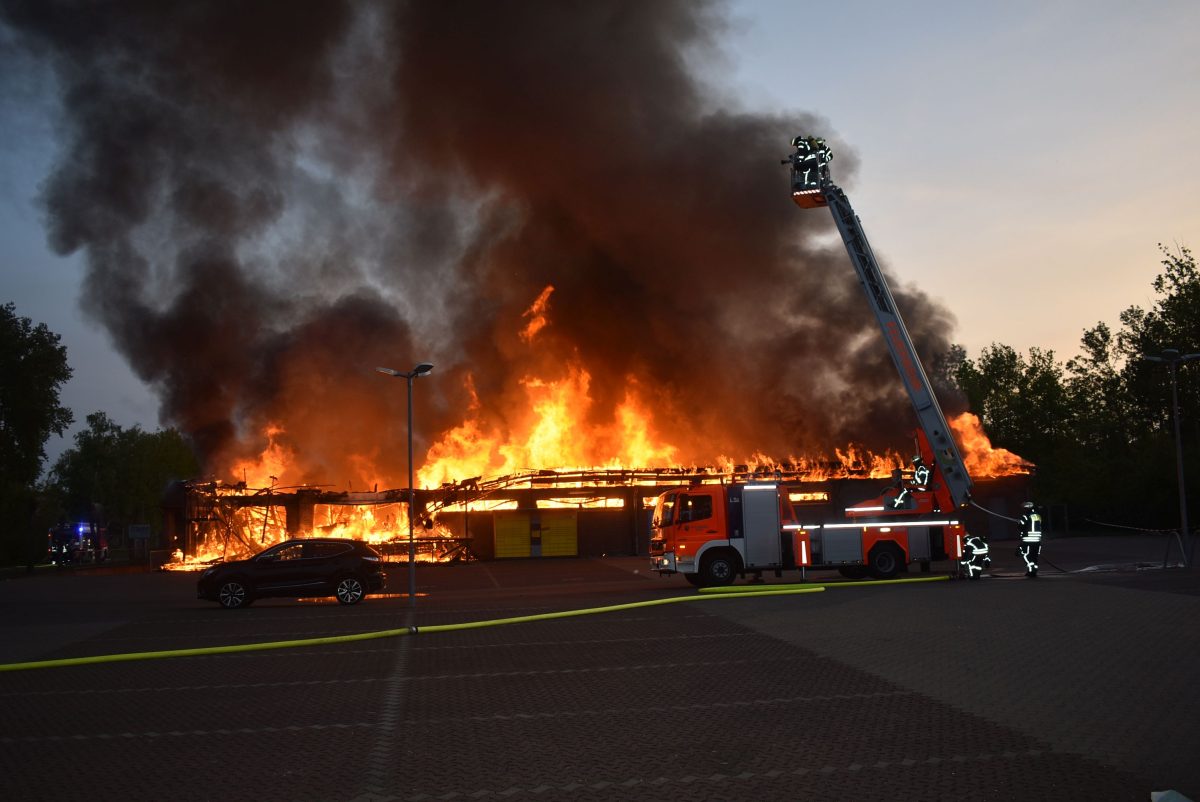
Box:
0;575;946;673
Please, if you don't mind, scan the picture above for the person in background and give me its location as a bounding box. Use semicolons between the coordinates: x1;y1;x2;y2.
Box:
1017;501;1043;578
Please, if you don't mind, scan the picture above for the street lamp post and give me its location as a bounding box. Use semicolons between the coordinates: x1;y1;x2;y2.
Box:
1143;348;1200;568
376;362;435;606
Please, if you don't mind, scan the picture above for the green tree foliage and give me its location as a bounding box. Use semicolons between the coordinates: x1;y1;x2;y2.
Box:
48;412;200;541
1060;322;1139;515
1107;245;1200;525
954;345;1071;459
0;303;73;486
0;303;73;564
953;244;1200;527
1116;245;1200;436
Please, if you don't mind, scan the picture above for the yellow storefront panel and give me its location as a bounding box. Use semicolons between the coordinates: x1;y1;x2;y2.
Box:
539;510;578;557
494;512;531;558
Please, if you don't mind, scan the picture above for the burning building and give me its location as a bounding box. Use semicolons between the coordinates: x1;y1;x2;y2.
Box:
162;410;1030;567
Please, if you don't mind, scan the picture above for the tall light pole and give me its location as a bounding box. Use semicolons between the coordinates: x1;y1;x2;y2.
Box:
1143;348;1200;568
376;362;434;606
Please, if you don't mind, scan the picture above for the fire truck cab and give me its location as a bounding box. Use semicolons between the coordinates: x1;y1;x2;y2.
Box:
650;483;792;587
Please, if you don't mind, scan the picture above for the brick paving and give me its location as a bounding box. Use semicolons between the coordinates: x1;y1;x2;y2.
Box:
0;534;1196;801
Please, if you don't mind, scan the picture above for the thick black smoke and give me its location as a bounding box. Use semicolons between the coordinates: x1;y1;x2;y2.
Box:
1;0;960;483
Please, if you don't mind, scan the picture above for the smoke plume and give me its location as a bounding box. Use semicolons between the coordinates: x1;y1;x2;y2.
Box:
1;0;961;486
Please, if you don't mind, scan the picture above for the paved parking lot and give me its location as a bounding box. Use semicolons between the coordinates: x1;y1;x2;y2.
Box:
1;535;1197;801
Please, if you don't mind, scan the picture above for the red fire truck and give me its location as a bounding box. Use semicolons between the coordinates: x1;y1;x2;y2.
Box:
649;137;973;587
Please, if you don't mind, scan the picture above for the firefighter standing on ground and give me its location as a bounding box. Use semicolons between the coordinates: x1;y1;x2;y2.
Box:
960;531;990;579
1017;501;1043;578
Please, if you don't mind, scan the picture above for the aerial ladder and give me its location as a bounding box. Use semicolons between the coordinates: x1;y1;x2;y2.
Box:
783;136;973;513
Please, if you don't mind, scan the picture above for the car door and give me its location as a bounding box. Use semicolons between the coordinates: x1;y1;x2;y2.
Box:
252;542;310;594
304;541;354;591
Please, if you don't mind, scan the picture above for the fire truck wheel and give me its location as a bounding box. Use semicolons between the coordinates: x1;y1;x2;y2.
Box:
335;576;366;605
683;573;704;587
866;543;904;580
218;579;252;609
700;551;739;587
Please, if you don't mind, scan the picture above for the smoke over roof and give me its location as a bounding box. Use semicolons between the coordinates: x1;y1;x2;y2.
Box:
1;0;960;486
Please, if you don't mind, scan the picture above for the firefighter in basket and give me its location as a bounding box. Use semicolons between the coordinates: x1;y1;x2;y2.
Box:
1017;501;1043;578
960;531;990;580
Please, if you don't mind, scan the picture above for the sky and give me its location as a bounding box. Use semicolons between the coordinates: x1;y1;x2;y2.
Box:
2;0;1198;467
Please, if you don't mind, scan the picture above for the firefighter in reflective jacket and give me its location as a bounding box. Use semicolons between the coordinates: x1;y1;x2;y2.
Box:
911;456;930;490
892;456;930;509
960;532;990;580
1017;501;1043;578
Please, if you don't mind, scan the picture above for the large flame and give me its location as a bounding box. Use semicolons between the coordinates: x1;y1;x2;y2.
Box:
418;362;678;488
220;289;1033;493
229;424;292;489
950;412;1032;476
170;287;1029;570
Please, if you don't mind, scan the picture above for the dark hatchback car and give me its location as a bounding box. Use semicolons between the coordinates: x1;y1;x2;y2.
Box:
197;538;386;609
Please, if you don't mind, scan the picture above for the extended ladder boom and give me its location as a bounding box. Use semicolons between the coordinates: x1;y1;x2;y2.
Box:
784;136;972;508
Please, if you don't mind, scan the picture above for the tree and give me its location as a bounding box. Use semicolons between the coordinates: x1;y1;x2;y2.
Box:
0;303;73;486
954;344;1070;461
0;303;73;564
1114;245;1200;438
48;413;200;541
952;244;1200;527
1060;322;1139;517
1107;244;1200;527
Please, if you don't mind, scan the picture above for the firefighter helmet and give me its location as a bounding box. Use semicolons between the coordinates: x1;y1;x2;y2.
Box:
1022;501;1035;509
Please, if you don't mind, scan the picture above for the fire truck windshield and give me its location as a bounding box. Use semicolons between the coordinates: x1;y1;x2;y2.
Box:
652;492;677;528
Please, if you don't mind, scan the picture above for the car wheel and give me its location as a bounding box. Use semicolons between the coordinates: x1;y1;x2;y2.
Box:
335;575;366;605
218;579;251;609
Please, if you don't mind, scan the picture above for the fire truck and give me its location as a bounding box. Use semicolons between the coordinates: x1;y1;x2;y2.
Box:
649;136;973;587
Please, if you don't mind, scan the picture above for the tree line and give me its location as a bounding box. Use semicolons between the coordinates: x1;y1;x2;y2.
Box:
1;244;1197;564
949;244;1199;530
0;302;197;565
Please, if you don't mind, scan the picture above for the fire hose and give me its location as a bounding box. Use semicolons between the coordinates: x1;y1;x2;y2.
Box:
0;575;947;673
968;498;1018;523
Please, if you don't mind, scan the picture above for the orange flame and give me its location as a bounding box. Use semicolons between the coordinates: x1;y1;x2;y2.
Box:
229;424;292;488
418;362;678;487
174;286;1029;570
950;412;1032;476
